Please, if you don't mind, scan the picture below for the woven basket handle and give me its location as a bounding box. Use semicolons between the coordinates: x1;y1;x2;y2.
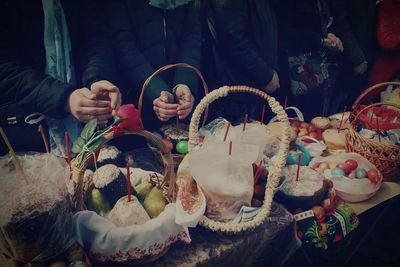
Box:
188;85;291;233
351;81;400;110
352;102;400;125
71;130;176;210
137;63;209;126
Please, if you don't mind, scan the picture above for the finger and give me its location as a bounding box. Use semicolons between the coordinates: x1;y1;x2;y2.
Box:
109;91;120;109
80;99;111;108
154;106;178;116
78;89;96;100
80;107;112;116
177;102;192;111
157;114;170;122
154;99;179;110
95;114;113;122
78;114;94;123
177;108;191;119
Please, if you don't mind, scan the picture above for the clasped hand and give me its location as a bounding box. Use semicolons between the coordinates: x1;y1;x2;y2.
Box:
153;85;194;122
66;80;121;124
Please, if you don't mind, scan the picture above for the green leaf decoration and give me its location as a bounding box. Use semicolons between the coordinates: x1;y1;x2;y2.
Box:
112;117;124;126
72;136;86;154
81;119;97;141
86;137;104;153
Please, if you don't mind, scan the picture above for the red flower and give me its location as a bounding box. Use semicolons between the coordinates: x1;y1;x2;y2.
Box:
116;104;143;132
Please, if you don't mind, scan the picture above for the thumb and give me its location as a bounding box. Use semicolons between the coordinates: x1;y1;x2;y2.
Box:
79;88;96;100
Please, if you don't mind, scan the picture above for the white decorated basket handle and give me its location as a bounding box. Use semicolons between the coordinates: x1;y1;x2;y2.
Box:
299;135;322;144
268;106;304;124
188;85;291;234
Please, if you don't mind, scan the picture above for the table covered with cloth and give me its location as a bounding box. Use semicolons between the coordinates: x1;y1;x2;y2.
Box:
144;202;299;267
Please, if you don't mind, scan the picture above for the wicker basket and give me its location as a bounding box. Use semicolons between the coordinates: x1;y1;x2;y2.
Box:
346;82;400;181
188;85;291;234
71;129;175;211
138;63;209;169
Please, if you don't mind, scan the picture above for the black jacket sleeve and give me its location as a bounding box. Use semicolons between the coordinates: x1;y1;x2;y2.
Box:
173;2;202;97
212;0;274;87
78;1;116;88
0;2;71;119
106;0;170;102
276;0;323;53
330;0;366;67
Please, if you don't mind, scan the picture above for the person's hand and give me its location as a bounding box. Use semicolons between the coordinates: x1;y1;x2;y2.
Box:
153;91;179;121
266;71;280;93
323;33;344;52
175;85;195;119
66;88;112;124
354;61;368;76
90;80;121;116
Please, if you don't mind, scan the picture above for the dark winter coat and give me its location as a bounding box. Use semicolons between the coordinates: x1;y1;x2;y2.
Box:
105;0;202;105
0;0;115;125
209;0;278;88
330;0;377;67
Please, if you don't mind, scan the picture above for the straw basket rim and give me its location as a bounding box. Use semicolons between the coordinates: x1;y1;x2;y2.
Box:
346;82;400;181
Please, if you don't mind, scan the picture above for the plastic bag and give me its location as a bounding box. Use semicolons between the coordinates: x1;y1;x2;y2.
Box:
0;153;74;263
189;141;258;221
202;118;279;163
296;136;326;157
269;106;304;123
309;153;382;202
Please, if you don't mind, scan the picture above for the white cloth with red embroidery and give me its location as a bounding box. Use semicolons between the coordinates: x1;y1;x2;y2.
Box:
73;204;190;263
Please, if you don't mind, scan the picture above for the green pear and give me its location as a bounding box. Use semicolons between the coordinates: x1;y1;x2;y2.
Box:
143;187;167;218
134;181;153;202
87;188;111;216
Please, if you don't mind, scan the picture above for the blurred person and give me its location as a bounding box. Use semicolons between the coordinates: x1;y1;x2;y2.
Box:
208;0;280;122
368;0;400;86
0;0;120;157
330;0;377;107
276;0;343;120
104;0;201;130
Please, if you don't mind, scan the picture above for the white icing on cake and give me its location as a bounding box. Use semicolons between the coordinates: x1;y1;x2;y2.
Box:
0;153;69;226
93;164;121;189
97;146;120;162
280;166;324;197
107;196;150;226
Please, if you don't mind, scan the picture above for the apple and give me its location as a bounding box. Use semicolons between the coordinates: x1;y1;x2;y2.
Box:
300;122;309;128
367;169;380;185
345;159;358;171
291;125;300;133
298;129;308;137
308;131;318;139
308;124;317;132
291;120;301;127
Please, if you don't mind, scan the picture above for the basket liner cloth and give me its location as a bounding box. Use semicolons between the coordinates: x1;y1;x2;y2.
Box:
73;204;190;263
